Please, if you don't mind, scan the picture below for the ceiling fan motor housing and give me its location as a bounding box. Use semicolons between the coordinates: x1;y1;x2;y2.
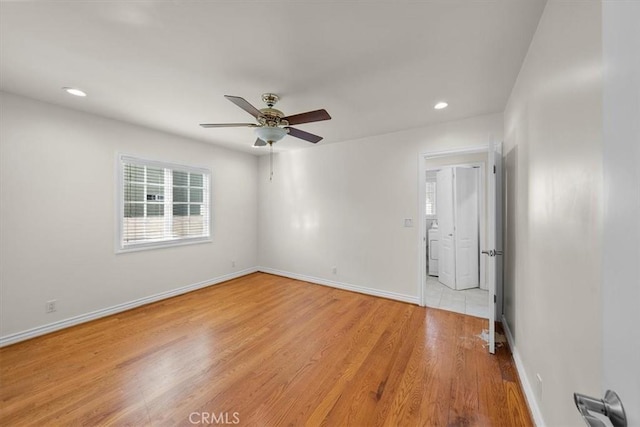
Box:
259;110;287;128
259;94;287;127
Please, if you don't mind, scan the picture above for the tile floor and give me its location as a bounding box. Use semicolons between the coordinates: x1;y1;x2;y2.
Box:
425;276;489;318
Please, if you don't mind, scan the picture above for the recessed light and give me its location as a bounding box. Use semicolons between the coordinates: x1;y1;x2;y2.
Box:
434;102;448;110
62;87;87;97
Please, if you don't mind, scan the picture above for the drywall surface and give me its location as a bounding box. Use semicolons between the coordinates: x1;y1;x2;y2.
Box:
0;92;258;338
503;1;603;425
602;1;640;424
258;113;502;301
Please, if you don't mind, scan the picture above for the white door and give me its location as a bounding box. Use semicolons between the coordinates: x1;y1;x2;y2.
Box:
485;142;502;354
454;167;479;290
437;168;455;288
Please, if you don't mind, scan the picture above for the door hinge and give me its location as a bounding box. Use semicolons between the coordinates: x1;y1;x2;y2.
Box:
493;165;496;174
494;294;497;303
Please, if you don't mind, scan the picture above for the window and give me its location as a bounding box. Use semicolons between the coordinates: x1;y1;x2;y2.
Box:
118;155;210;252
425;172;437;218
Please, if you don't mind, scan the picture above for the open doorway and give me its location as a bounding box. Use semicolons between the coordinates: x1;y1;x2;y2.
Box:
424;155;488;318
419;143;504;353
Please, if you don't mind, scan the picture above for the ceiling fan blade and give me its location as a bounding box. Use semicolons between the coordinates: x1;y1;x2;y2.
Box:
254;138;267;147
200;123;258;128
283;109;331;126
224;95;263;119
286;127;323;143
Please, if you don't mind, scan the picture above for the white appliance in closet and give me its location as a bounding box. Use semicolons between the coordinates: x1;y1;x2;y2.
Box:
436;167;479;290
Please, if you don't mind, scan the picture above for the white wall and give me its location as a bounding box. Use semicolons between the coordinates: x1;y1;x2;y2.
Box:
257;114;502;302
602;1;640;424
503;1;603;425
0;92;258;341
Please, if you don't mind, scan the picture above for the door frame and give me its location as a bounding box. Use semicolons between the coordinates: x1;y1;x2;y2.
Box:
418;144;493;308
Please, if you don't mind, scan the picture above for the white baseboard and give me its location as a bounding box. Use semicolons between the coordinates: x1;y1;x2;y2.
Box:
502;315;546;427
1;267;418;347
258;267;419;305
0;267;258;347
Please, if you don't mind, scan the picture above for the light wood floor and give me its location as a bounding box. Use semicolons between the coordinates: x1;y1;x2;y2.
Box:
0;273;532;426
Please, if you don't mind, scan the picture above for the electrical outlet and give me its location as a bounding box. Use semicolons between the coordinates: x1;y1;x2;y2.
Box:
404;218;413;227
46;300;57;313
536;373;543;402
231;260;236;268
332;266;337;275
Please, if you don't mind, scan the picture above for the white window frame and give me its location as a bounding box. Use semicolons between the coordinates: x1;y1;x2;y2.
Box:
116;154;212;253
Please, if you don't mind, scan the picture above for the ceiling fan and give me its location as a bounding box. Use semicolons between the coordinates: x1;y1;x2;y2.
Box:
200;93;331;147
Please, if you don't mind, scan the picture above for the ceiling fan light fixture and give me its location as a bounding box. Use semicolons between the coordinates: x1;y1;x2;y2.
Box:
434;101;448;110
254;126;288;143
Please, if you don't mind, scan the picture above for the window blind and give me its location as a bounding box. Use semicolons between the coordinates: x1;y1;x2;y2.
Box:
425;180;437;216
119;156;210;251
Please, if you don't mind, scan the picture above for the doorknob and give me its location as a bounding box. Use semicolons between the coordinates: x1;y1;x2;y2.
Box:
482;250;491;255
574;390;627;427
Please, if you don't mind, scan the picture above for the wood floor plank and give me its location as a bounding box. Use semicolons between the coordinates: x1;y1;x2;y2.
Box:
413;309;461;427
318;303;415;426
0;272;533;426
447;315;481;426
476;328;511;426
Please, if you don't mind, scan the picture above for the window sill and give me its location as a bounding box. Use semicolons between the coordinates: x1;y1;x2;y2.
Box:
116;237;212;254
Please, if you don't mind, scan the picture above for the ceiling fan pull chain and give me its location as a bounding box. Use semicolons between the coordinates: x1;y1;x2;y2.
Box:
269;142;274;182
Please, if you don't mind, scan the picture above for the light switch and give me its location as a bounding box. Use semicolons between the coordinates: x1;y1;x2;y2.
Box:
404;218;413;227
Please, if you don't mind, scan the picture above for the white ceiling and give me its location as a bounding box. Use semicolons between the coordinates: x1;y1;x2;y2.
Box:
0;1;545;154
